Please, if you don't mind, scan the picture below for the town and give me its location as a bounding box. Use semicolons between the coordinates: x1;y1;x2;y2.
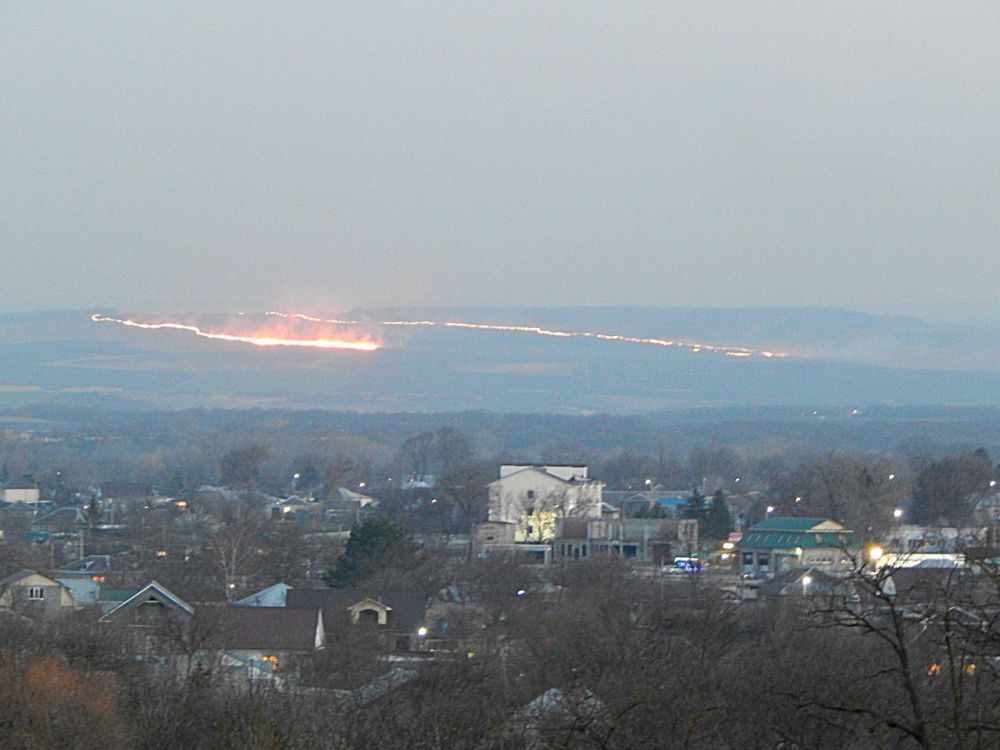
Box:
0;413;997;749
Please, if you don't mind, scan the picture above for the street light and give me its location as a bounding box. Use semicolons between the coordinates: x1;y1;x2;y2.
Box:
868;545;884;564
766;505;775;516
893;508;904;520
802;575;812;596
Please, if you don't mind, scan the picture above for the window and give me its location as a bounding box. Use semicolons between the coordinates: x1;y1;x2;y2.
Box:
27;587;44;600
742;553;753;566
526;490;535;500
758;554;769;568
526;524;533;535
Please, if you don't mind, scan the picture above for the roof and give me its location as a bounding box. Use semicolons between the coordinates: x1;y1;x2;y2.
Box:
217;606;323;652
0;569;60;589
101;587;140;604
235;583;292;608
739;529;854;550
56;555;112;575
99;580;193;622
739;517;853;549
286;588;426;633
760;567;854;597
55;577;100;605
750;517;842;532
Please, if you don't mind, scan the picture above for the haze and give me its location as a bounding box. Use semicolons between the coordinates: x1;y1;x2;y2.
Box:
2;3;998;320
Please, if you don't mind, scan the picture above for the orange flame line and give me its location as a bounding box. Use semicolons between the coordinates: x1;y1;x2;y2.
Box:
91;314;380;351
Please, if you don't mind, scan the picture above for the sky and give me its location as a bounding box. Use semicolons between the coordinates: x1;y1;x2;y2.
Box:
2;3;998;321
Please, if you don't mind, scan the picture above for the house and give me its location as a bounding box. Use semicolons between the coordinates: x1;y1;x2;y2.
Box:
215;606;325;681
883;524;985;554
553;517;698;564
488;465;604;542
270;495;321;521
286;588;428;652
737;517;855;577
0;570;77;614
55;555;112;582
98;580;194;625
505;688;612;749
758;566;857;600
32;506;88;532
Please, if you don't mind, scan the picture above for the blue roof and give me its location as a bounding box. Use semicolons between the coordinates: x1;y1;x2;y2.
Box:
656;497;688;506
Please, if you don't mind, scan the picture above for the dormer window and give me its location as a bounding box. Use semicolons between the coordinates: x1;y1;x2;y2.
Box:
27;587;44;600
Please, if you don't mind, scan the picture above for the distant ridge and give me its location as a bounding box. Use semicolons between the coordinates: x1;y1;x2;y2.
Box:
0;307;999;412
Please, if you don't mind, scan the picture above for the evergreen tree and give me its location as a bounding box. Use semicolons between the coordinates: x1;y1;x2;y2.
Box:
703;488;734;540
324;516;417;588
683;488;706;521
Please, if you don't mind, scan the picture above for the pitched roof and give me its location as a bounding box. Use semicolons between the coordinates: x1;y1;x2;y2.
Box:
750;517;842;532
740;517;853;549
286;588;426;633
99;581;193;621
235;583;293;608
739;529;854;549
217;606;323;652
56;555;112;575
0;569;60;589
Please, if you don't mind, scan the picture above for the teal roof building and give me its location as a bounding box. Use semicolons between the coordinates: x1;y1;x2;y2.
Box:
737;517;855;577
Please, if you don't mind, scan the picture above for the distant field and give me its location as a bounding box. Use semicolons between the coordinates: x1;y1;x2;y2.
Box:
1;308;1000;412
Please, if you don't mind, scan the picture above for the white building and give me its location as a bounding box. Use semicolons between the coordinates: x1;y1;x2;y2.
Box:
488;465;603;542
1;487;41;504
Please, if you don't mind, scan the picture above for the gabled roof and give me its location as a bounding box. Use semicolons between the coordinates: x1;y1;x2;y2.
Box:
740;517;853;549
286;588;426;633
217;606;323;652
490;466;597;487
99;580;193;621
0;569;61;590
750;517;843;532
740;529;854;550
235;583;293;608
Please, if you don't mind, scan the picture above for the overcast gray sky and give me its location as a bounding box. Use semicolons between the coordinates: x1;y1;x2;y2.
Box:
2;3;998;320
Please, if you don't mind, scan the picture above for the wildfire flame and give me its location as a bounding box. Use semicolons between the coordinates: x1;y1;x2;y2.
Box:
91;311;787;359
90;314;380;351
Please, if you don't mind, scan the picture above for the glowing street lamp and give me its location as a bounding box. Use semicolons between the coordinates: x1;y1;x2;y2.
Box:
893;508;904;520
802;575;812;595
868;545;884;564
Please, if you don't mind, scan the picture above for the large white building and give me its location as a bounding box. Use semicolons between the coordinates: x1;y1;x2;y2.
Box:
488;464;604;542
1;487;41;504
